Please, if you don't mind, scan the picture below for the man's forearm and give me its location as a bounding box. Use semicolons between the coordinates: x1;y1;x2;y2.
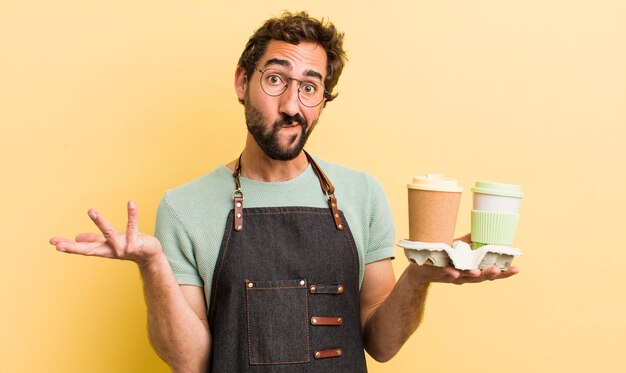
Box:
139;253;211;372
362;264;430;362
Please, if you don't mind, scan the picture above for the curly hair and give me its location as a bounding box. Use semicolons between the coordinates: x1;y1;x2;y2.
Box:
237;11;347;104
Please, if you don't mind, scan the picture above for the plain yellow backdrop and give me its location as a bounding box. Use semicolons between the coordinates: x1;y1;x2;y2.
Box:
2;0;625;372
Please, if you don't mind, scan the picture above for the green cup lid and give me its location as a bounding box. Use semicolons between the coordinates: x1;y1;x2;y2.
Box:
472;181;523;198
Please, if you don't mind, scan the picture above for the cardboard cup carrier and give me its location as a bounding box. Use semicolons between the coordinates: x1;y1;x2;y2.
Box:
407;174;463;246
402;177;523;270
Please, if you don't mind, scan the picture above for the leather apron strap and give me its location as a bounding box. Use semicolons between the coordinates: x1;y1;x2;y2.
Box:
231;150;345;231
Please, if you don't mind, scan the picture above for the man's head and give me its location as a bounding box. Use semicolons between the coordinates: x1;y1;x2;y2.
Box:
238;11;346;104
235;12;347;161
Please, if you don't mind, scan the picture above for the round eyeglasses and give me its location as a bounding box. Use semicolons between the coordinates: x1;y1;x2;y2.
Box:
257;68;327;108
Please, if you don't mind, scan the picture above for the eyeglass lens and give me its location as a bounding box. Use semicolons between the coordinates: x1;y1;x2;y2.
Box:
259;69;325;107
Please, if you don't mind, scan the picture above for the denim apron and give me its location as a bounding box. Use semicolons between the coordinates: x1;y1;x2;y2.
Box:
207;152;367;372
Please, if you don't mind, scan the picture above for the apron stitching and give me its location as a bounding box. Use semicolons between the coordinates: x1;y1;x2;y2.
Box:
342;229;359;265
246;285;252;364
245;285;312;365
248;286;306;290
211;214;235;312
305;286;311;362
250;361;311;365
245;211;331;216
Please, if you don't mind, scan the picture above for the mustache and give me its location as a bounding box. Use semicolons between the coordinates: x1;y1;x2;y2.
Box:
275;113;306;128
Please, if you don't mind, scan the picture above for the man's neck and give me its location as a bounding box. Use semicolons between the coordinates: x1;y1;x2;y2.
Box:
227;142;309;182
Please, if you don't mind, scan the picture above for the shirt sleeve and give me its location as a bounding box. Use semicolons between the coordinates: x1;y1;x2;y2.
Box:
364;175;396;264
154;195;204;286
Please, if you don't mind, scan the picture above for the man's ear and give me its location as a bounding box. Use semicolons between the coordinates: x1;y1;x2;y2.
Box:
234;67;247;102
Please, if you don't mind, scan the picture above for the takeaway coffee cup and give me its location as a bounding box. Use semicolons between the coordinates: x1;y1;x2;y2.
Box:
471;181;523;249
407;174;463;246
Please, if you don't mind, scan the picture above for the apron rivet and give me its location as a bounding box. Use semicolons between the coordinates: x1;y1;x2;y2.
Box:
247;282;254;288
299;280;305;286
337;285;344;293
315;351;321;358
337;317;342;324
312;318;318;324
309;285;316;292
336;349;342;356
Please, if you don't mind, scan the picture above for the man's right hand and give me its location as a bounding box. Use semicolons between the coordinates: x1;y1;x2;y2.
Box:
49;200;163;268
50;200;211;370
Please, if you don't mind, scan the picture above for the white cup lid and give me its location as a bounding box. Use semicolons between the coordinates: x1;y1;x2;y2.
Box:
407;173;463;192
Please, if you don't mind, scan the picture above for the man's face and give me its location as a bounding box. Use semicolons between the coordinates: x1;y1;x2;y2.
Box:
238;40;328;161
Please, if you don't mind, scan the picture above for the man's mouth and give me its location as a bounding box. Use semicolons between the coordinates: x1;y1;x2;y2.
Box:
276;114;306;129
282;122;301;128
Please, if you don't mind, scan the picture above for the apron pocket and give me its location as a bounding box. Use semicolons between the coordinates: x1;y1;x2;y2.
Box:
245;278;310;365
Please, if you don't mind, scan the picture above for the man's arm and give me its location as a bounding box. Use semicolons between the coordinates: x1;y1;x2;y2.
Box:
360;256;518;362
50;201;211;372
141;256;211;372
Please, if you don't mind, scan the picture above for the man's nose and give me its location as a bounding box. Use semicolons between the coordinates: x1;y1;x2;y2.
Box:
278;80;302;117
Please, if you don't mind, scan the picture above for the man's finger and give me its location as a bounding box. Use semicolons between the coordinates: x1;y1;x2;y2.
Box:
493;266;519;279
480;266;501;279
88;208;122;248
126;200;139;243
459;268;481;277
432;266;462;283
51;238;115;258
49;237;68;245
75;233;106;242
452;266;519;284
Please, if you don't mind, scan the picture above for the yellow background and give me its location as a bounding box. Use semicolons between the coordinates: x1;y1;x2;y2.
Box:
2;0;625;372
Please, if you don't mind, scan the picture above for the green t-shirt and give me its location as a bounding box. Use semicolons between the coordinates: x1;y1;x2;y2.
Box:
155;157;396;306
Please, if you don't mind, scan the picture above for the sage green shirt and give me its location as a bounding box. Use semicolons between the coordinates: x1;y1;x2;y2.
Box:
155;157;396;305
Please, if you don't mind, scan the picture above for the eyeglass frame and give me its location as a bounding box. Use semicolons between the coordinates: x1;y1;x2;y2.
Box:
256;68;328;108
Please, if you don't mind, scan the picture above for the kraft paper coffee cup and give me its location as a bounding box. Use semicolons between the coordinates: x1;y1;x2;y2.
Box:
407;174;463;246
471;181;523;249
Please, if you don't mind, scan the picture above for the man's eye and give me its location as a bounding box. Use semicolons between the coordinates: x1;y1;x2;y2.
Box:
268;75;283;85
302;84;317;94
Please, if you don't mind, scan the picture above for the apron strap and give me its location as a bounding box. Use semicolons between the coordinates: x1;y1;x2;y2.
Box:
232;154;244;231
304;150;344;231
232;150;345;231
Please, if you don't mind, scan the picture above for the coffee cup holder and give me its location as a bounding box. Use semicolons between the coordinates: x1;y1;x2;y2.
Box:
397;239;521;271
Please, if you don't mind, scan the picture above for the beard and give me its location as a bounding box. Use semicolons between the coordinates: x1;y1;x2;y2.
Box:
245;102;316;161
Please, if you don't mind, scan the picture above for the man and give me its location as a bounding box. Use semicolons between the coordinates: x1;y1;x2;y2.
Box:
50;12;518;372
